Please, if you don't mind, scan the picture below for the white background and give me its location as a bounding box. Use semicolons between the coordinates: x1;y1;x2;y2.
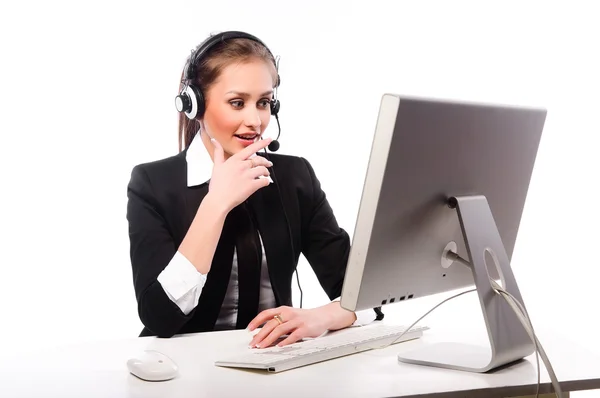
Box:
0;0;598;394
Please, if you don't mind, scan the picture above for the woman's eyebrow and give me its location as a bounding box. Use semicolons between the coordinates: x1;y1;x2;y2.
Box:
226;90;274;98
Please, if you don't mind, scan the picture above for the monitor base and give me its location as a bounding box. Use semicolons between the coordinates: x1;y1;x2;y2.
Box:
398;194;535;373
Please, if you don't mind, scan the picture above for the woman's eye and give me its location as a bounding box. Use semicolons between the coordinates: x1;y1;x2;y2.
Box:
258;100;270;108
230;100;244;108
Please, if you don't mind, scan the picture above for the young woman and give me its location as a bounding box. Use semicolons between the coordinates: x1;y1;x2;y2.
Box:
126;31;376;348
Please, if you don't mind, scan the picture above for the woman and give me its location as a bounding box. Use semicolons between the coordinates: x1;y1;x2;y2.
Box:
126;31;376;348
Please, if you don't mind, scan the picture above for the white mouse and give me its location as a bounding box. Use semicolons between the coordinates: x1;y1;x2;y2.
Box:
127;350;179;382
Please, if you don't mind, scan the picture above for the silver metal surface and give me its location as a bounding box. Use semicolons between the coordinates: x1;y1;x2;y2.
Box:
340;93;546;372
397;195;535;372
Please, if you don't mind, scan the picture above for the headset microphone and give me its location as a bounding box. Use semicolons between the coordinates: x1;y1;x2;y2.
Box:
268;140;280;152
267;112;281;152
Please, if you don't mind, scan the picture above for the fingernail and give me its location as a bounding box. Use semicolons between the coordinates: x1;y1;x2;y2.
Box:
210;138;216;142
267;161;273;167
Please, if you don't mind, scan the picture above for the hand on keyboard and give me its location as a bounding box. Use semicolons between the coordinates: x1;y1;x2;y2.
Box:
215;323;429;373
246;302;358;349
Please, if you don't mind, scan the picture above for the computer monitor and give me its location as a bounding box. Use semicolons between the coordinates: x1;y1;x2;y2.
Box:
340;94;547;373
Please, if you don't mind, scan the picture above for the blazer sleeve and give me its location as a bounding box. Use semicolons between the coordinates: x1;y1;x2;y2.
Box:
126;164;198;337
299;157;351;300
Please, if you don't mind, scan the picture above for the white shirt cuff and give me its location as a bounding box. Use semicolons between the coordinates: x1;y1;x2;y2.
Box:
332;297;377;327
353;308;377;326
157;251;207;315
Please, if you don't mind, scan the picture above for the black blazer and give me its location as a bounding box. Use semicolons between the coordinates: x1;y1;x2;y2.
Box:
126;149;352;338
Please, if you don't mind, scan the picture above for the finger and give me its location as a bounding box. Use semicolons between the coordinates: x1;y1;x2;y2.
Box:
247;307;282;331
248;155;273;168
248;176;271;193
277;329;305;347
211;138;225;165
258;321;300;349
232;137;272;161
247;166;270;180
249;319;279;348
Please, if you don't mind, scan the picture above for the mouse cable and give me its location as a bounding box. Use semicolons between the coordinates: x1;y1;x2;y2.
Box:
373;271;561;397
374;288;477;352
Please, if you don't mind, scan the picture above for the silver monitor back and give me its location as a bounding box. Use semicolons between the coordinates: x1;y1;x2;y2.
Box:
340;94;547;313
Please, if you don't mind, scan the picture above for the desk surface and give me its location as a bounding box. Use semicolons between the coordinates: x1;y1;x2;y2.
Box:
2;318;600;398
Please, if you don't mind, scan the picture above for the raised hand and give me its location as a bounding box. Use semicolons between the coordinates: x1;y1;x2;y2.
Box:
208;137;273;213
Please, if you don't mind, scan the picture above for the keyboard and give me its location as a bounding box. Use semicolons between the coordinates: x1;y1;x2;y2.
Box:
214;323;428;373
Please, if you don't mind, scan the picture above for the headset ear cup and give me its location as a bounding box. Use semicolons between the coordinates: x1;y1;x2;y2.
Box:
176;85;198;119
190;85;205;119
178;85;204;120
270;99;280;116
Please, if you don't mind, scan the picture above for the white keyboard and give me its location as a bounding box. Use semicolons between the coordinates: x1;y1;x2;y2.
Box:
215;323;428;373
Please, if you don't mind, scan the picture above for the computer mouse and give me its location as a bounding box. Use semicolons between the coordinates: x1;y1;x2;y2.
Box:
126;350;179;382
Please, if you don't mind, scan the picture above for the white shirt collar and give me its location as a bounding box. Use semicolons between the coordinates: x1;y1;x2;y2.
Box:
186;132;214;187
185;132;273;187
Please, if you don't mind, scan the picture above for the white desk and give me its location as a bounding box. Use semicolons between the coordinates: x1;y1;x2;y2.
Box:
1;320;599;398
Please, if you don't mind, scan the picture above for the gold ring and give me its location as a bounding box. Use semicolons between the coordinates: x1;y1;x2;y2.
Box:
273;314;283;325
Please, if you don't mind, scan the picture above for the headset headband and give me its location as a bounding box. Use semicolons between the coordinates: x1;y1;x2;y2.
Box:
183;31;279;85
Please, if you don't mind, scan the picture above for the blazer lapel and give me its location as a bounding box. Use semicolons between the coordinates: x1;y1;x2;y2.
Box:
247;182;295;307
183;183;209;229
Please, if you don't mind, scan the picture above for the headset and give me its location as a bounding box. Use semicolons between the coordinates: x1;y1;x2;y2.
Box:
175;31;282;152
175;31;303;307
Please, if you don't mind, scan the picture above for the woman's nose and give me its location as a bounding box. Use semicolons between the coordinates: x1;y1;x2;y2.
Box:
244;107;262;128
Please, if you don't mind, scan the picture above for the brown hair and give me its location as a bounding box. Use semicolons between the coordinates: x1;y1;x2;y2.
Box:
177;37;279;152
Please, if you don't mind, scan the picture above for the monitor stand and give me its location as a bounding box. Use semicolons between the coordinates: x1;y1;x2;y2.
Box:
397;195;535;373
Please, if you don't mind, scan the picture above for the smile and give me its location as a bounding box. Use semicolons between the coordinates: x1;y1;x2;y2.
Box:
234;134;259;141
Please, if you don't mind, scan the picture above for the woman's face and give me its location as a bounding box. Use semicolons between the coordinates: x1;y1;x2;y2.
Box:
200;58;275;159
